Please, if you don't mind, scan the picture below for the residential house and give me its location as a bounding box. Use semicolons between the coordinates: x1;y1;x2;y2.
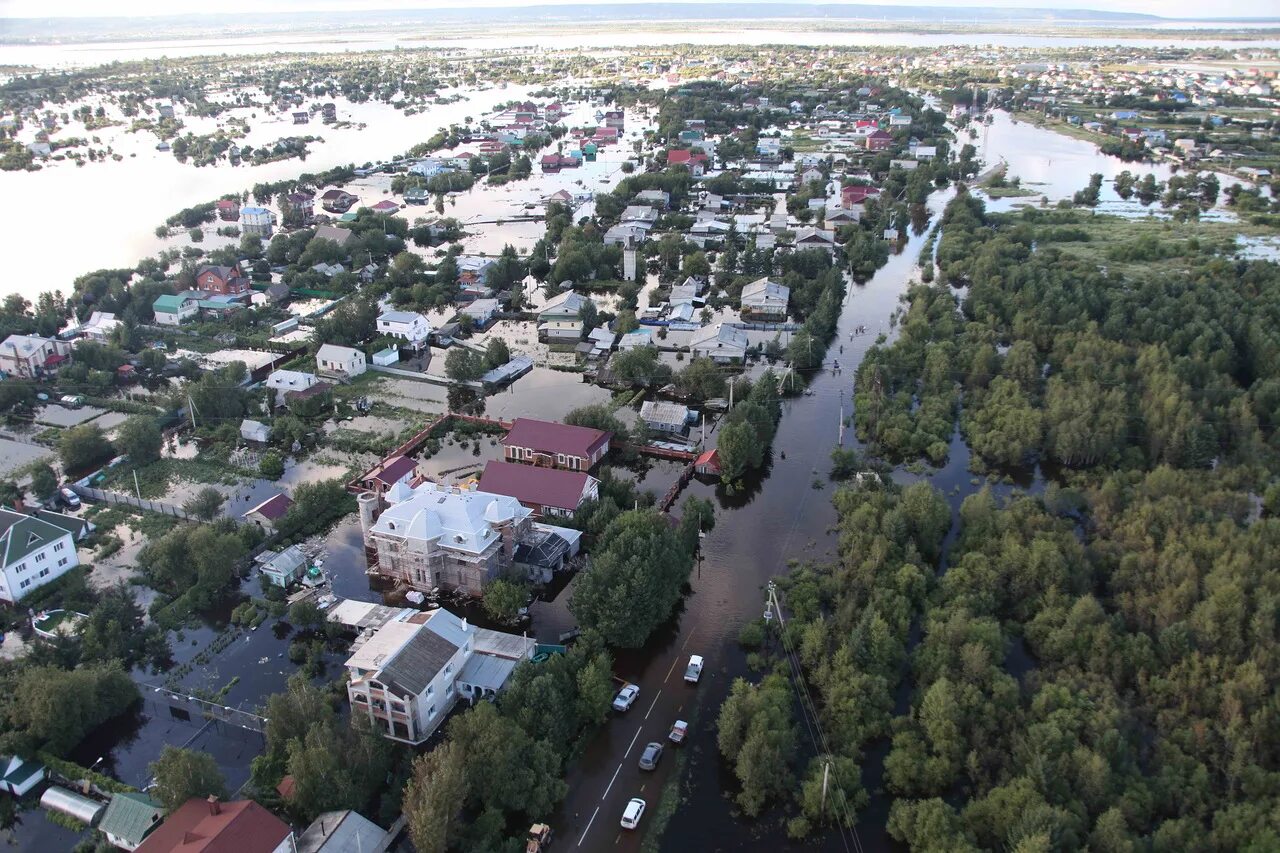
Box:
265;369;319;406
690;323;749;364
26;141;51;158
756;138;782;158
362;481;533;596
694;448;721;477
824;206;860;225
501;417;611;471
292;111;309;124
457;257;497;297
296;811;385;853
152;294;199;326
196;263;252;297
234;206;271;238
460;298;500;329
216;199;240;221
344;606;535;743
913;145;938;160
257;545;308;588
0;507;85;604
316;343;367;379
361;455;419;496
739;278;790;320
841;185;881;207
135;797;292;853
666;149;707;176
478;461;599;518
156;103;175;120
80;311;121;342
616;328;654;350
865;129;893;151
242;493;294;533
98;793;164;852
377;310;432;349
639;400;691;435
285;191;317;225
603;224;648;248
634;189;671;209
312;224;353;249
240;419;272;443
538;291;591;341
794;227;837;256
0;335;71;378
320;189;359;213
620;205;660;231
890;158;918;171
800;167;823;185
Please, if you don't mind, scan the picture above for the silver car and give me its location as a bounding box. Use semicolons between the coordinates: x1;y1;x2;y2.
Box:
638;742;663;771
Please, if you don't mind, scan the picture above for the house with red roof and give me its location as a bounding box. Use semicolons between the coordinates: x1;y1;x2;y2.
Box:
195;263;251;297
694;448;721;477
478;460;599;518
666;148;708;177
215;199;240;222
501;418;611;471
865;129;893;151
242;493;294;533
134;797;292;853
361;455;420;496
592;126;619;145
841;185;881;208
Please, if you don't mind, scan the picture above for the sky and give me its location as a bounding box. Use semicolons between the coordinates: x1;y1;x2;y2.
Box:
0;0;1276;19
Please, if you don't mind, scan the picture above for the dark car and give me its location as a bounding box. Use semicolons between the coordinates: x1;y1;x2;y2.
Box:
638;741;663;771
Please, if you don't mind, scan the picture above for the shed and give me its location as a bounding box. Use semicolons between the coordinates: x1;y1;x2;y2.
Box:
240;419;272;443
40;786;105;826
297;810;385;853
98;792;164;851
0;755;45;796
640;400;691;434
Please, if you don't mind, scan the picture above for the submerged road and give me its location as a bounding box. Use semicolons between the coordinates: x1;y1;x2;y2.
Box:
553;189;959;853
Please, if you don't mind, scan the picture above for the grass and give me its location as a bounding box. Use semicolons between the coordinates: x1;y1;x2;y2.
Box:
102;455;254;500
640;748;688;853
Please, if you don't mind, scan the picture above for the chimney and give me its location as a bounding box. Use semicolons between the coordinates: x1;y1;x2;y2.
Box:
461;617;468;631
206;795;221;815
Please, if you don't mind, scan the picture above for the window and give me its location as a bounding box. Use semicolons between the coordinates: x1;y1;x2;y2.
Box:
445;664;453;677
428;705;438;718
19;579;30;589
14;563;24;574
57;558;68;567
38;568;49;578
34;552;46;563
426;685;434;696
53;542;64;553
446;684;455;698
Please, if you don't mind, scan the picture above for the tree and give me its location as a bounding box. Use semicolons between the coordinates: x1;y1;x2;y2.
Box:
716;674;798;816
59;423;114;473
674;356;726;401
4;664;138;756
403;741;469;853
610;346;670;387
717;419;763;483
483;337;510;370
445;347;485;383
482;578;526;623
570;509;692;647
149;746;227;813
29;464;57;500
182;487;225;522
259;451;285;480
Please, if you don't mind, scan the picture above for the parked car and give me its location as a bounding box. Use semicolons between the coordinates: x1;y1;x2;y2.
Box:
612;683;640;712
638;742;663;771
620;798;646;830
669;720;688;744
684;654;704;683
59;487;80;509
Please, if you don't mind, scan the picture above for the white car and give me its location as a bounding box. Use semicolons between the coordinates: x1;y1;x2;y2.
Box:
612;683;640;712
684;654;704;683
620;797;646;829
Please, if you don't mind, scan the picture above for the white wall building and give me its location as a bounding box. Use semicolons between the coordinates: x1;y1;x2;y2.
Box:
377;310;433;349
0;509;87;604
316;344;367;379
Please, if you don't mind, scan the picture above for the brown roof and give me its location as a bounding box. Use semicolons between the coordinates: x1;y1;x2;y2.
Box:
501;418;611;460
372;455;417;487
134;798;291;853
244;493;294;521
478;461;592;512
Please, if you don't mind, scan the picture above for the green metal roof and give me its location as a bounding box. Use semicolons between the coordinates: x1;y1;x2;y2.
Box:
0;508;75;567
1;756;43;788
98;792;163;846
152;294;192;312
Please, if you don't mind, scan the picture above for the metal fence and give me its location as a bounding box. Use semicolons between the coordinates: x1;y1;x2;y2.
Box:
71;485;193;519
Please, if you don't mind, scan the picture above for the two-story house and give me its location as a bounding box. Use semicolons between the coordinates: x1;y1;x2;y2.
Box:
477;461;599;519
501;418;611;471
376;310;432;349
0;508;90;604
195;263;252;297
739;277;790;320
344;607;535;744
152;294;199;326
0;335;71;378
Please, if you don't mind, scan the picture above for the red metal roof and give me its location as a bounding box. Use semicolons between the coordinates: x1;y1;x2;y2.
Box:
372;455;418;486
245;493;293;521
479;461;592;512
501;418;611;460
134;798;291;853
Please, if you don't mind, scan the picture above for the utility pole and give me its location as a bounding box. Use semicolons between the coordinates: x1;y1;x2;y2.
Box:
821;760;831;821
838;389;844;445
187;392;197;430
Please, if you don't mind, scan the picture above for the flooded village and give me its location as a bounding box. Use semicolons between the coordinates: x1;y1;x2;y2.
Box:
0;20;1278;853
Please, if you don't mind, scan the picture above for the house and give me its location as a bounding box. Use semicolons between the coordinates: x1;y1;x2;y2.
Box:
152;294;199;326
312;224;353;249
665;149;708;176
603;224;648;248
80;311;121;342
756;138;782;158
320;189;359;213
242;493;294;532
889;114;913;127
296;811;385;853
800;167;823;185
502;418;611;471
98;792;164;852
620;205;660;230
216;199;241;221
285;192;316;225
156;103;175;120
539;320;583;343
690;323;749;364
265;369;319;405
362;481;534;596
404;187;430;205
1111;109;1140;121
196;263;252;296
457;257;497;297
0;755;45;797
371;200;399;215
864;129;893;151
134;797;292;853
739;278;790;320
794;227;837;255
240;207;274;238
460;298;500;328
538;291;591;325
240;419;272;443
312;262;345;278
257;545;308;588
913;145;938;160
825;206;860;225
616;328;654;350
478;461;599;518
0;507;83;604
377;310;432;349
26;142;51;158
694;448;721;477
344;605;536;743
634;189;671;209
316;344;367;379
842;185;881;207
0;335;71;378
639;400;691;435
362;455;419;495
